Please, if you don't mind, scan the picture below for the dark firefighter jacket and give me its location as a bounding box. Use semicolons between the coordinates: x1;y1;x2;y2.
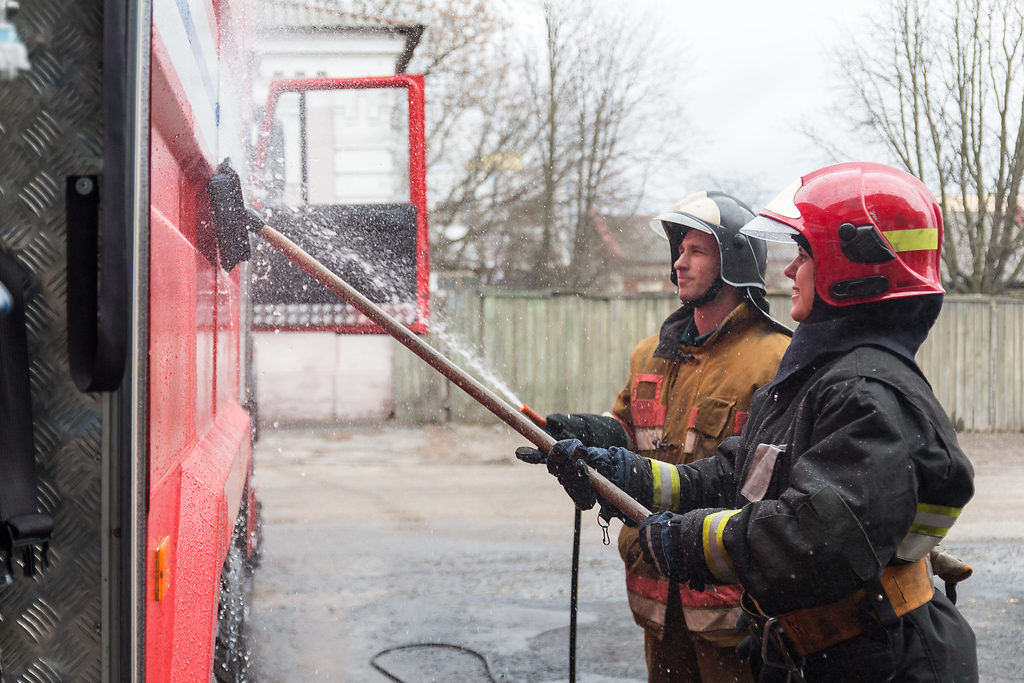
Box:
637;343;977;680
609;300;790;642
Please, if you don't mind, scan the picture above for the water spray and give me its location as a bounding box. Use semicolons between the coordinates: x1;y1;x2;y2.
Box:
432;325;549;429
429;324;548;430
206;159;651;524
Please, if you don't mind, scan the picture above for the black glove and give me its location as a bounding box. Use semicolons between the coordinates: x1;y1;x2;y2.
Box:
517;439;644;519
514;446;547;464
638;508;719;588
638;511;687;583
544;413;629;448
544;439;596;510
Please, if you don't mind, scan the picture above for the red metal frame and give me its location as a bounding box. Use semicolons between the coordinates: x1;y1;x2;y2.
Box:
253;75;431;334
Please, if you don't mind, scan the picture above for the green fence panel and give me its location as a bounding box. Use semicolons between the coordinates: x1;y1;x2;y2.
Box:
393;291;1024;432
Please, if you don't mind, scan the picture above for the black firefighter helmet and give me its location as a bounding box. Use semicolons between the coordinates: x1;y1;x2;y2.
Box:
650;191;770;311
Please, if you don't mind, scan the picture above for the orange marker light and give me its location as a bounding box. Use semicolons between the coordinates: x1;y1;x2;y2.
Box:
155;536;171;602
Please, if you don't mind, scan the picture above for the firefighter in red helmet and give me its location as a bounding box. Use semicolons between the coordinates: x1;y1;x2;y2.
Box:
528;191;791;682
530;163;977;681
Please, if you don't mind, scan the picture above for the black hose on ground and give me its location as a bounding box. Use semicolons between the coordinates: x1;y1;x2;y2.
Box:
370;642;498;682
569;507;581;683
369;510;585;682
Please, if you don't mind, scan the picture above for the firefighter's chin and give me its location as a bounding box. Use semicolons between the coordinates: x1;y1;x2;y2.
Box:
676;278;696;301
790;287;812;322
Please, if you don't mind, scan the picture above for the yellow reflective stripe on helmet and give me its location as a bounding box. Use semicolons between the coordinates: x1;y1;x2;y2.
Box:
896;502;963;561
650;460;680;512
883;228;939;252
702;509;742;583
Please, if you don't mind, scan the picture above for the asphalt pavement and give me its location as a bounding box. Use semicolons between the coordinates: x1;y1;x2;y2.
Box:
247;425;1023;682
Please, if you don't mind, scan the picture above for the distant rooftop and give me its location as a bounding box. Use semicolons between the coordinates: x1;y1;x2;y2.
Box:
256;1;425;72
597;213;669;265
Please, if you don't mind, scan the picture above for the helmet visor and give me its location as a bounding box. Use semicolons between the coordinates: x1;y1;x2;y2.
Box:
740;215;799;243
648;211;715;240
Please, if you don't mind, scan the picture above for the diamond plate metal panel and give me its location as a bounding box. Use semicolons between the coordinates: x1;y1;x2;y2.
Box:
0;0;106;679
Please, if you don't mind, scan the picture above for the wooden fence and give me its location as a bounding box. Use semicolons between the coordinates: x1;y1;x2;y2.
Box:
392;291;1024;432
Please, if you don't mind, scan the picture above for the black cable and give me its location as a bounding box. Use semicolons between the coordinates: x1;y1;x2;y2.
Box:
569;507;581;683
369;509;584;683
370;642;498;682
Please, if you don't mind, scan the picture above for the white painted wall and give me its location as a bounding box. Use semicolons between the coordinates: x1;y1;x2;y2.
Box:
254;333;394;423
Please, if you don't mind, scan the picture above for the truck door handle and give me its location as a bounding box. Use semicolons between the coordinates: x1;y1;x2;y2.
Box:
66;175;128;392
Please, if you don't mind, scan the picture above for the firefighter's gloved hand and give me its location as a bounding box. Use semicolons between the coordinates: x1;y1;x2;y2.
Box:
544;413;629;448
515;446;547;464
641;506;725;586
586;445;647;524
533;439;641;515
639;511;689;583
930;544;973;584
535;439;595;510
638;508;719;587
930;544;973;604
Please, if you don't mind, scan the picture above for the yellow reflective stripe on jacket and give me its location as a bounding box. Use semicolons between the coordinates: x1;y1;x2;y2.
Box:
883;227;939;252
650;460;680;512
896;502;962;561
910;502;961;536
702;509;742;583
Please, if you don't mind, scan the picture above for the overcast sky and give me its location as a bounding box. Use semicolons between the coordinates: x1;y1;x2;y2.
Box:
643;0;888;210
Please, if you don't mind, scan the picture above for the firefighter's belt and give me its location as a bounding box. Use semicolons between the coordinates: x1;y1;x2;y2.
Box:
761;558;932;657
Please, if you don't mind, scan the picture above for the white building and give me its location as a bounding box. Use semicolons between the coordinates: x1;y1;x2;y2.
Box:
250;1;425;424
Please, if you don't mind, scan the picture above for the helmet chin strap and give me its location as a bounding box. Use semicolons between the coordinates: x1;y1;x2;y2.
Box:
681;276;724;308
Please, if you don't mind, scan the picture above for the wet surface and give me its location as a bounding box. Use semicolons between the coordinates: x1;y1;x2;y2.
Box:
249;425;1023;682
951;540;1024;683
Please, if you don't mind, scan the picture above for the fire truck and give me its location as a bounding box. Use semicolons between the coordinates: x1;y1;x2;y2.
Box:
0;0;428;680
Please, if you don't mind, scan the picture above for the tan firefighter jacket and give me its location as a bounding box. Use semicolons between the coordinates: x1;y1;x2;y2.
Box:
609;300;790;644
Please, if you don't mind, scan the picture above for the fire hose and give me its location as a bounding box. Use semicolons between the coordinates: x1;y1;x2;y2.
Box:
207;160;977;680
206;159;651;525
207;160;648;682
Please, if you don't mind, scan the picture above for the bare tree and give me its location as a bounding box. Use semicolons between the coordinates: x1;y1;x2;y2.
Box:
838;0;1024;293
341;0;682;289
562;4;662;290
336;0;530;276
448;1;677;289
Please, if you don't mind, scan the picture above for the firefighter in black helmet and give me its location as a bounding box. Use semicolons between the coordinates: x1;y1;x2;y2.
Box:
529;191;791;682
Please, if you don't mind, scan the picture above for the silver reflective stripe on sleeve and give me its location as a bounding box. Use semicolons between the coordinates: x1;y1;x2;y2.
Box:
896;502;963;561
702;509;742;583
650;460;680;512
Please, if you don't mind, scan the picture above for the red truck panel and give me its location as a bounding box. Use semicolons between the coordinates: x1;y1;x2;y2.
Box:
147;1;252;679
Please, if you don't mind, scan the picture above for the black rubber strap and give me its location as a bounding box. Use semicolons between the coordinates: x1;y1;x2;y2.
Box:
0;252;53;576
66;175;128;392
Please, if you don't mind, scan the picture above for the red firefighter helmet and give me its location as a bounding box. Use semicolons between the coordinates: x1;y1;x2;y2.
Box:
741;161;944;307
